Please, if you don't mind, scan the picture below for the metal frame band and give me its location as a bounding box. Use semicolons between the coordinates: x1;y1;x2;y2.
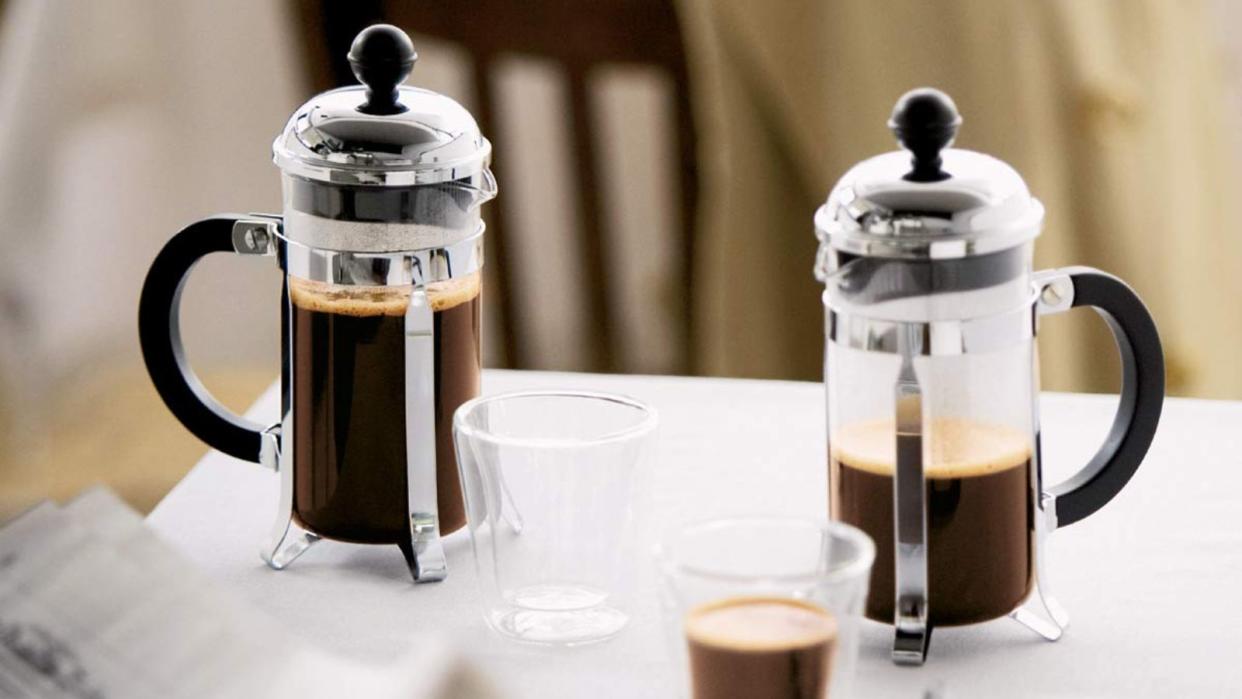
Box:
230;214;484;286
826;296;1037;356
278;231;484;286
857;272;1076;663
251;219;455;583
892;325;929;664
403;287;448;582
823;272;1077;663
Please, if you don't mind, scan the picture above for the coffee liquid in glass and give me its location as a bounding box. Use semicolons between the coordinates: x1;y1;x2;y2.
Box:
685;597;838;699
289;273;481;543
831;418;1033;626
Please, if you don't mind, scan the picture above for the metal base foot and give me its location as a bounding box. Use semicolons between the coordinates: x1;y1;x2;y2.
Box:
262;518;320;570
893;623;932;666
1009;582;1069;641
893;595;931;665
258;422;319;570
1013;488;1069;641
398;533;447;584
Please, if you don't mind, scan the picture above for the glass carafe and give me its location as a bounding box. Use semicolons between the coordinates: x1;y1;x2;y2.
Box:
816;89;1165;663
138;25;496;583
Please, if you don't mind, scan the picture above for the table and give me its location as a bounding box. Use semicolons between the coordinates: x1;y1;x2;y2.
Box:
148;371;1241;697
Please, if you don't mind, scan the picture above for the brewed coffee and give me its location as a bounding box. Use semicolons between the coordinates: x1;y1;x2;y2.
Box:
290;273;481;544
830;418;1033;626
685;597;838;699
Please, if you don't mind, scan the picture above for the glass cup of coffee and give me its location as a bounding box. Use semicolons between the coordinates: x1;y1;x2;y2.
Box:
453;390;658;645
655;518;875;699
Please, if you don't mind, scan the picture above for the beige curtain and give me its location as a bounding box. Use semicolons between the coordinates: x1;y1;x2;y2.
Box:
678;0;1242;398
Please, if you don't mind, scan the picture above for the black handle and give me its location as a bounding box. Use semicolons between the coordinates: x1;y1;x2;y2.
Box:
138;215;266;463
1047;267;1165;527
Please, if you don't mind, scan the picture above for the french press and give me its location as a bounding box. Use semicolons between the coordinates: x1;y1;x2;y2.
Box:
138;25;496;583
815;89;1164;663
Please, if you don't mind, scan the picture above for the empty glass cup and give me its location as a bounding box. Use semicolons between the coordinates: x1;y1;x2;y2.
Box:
453;390;658;645
655;518;875;699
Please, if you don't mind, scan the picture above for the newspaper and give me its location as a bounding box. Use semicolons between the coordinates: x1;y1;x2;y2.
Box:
0;489;494;699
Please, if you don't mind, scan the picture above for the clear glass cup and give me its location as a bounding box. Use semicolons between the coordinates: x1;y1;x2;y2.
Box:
453;390;658;645
655;518;875;699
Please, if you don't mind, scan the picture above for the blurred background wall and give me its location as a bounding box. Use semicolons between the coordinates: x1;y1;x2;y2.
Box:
0;0;295;514
0;0;1239;517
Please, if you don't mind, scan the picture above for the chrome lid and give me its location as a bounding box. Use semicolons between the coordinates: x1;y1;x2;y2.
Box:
815;89;1043;265
272;25;491;187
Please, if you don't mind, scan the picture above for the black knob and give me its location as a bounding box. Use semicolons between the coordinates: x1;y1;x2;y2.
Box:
348;24;418;116
888;88;961;182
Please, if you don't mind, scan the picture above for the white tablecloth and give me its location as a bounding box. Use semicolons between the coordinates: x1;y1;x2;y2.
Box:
148;371;1241;698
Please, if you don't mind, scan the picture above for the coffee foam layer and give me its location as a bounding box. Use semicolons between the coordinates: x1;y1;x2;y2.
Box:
288;271;480;317
685;597;838;652
831;418;1030;478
